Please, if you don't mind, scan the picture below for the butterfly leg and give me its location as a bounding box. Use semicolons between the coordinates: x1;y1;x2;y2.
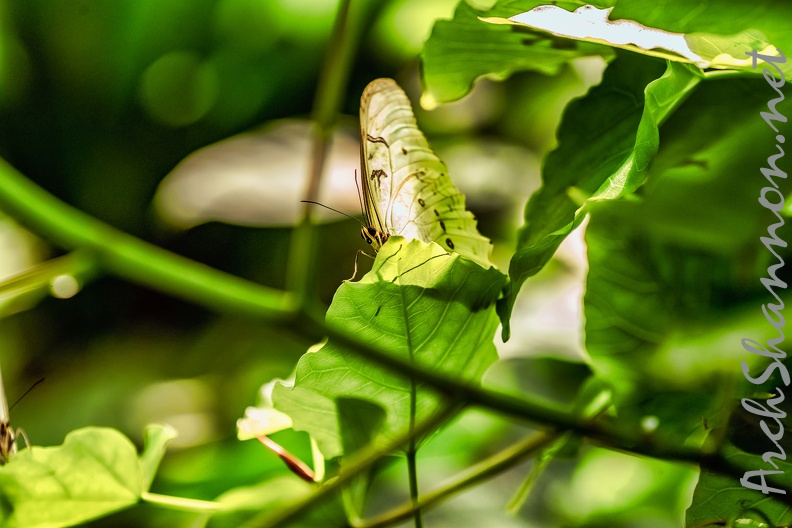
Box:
344;250;376;282
16;427;29;452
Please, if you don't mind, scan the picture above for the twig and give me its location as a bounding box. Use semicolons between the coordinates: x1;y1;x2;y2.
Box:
356;431;560;528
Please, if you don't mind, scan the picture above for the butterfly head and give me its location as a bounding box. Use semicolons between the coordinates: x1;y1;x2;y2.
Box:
361;226;389;251
0;421;16;465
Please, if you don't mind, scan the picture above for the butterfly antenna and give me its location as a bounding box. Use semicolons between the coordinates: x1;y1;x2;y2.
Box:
9;377;44;411
301;201;366;228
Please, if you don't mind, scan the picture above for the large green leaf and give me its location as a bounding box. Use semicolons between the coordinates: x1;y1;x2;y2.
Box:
577;73;792;448
497;52;701;340
583;72;792;394
688;443;792;527
611;0;792;72
481;1;788;75
273;237;507;459
421;0;612;106
0;425;173;528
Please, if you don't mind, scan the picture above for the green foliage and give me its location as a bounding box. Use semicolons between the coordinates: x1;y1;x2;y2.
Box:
421;0;611;106
0;0;789;527
273;238;506;458
497;54;703;339
0;425;175;528
688;444;792;527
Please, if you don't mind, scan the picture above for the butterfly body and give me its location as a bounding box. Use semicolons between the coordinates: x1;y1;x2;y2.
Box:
0;422;16;465
358;79;493;269
0;366;15;465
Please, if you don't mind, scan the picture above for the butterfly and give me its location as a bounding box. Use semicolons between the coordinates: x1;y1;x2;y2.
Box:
0;366;18;464
0;368;38;465
357;78;493;269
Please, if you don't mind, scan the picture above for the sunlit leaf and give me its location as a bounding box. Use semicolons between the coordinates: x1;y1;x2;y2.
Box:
0;428;142;528
611;0;792;73
273;238;507;458
482;4;785;74
421;0;611;106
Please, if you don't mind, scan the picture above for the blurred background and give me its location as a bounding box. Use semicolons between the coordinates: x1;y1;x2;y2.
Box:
0;1;684;527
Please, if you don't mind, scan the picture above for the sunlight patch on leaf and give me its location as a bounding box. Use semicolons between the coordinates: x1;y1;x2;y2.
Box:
481;5;779;73
482;5;707;66
421;0;611;106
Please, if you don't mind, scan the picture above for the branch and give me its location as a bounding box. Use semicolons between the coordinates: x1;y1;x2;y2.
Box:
356;431;560;528
287;0;371;305
0;157;297;321
251;405;459;528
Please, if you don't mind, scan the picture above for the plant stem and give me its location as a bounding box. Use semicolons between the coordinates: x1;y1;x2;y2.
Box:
407;381;423;528
253;405;459;528
142;492;220;513
357;431;560;528
402;272;423;528
287;0;367;307
0;157;298;321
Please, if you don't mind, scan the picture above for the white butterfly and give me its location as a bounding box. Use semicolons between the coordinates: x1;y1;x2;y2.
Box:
0;366;18;464
358;78;493;269
0;367;36;465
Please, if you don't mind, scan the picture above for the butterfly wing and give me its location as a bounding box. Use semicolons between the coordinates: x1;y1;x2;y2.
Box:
359;78;493;269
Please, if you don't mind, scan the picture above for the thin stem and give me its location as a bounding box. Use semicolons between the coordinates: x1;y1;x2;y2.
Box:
407;411;422;528
253;405;458;528
357;431;560;528
402;275;423;527
142;492;220;513
0;157;298;321
286;0;366;307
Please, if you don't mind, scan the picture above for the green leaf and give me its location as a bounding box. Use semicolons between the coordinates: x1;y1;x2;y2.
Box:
575;72;792;460
273;238;507;458
687;444;792;527
583;71;792;393
337;398;387;524
0;427;143;528
611;0;792;74
421;0;612;106
481;2;786;74
497;52;701;340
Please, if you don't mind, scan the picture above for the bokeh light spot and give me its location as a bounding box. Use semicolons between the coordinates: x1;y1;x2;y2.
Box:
139;51;218;127
372;0;459;63
50;275;80;299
